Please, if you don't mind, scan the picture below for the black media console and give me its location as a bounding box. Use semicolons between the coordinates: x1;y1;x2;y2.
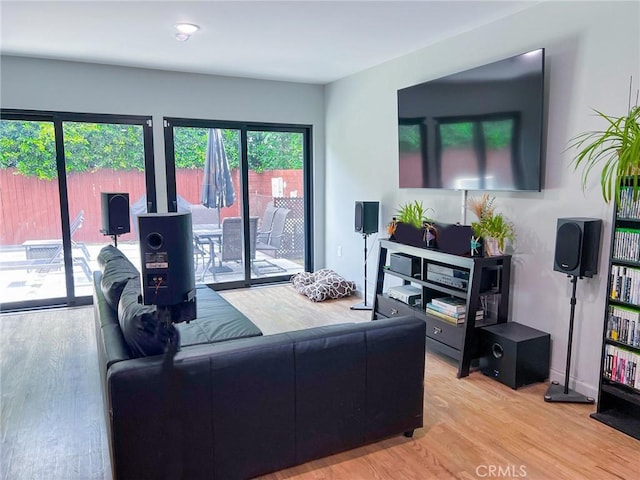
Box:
372;239;511;378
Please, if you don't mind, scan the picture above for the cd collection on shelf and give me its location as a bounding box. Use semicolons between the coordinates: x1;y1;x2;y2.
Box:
616;186;640;219
603;344;639;390
610;264;640;304
607;304;640;347
612;228;640;262
592;180;640;439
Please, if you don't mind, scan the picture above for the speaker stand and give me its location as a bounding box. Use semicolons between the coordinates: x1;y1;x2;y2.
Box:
544;275;595;404
351;233;372;311
101;229;121;248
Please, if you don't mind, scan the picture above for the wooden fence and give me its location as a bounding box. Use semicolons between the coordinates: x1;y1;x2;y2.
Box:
0;168;303;245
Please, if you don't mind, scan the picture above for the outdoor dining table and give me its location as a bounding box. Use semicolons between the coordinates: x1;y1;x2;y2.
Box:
192;224;223;279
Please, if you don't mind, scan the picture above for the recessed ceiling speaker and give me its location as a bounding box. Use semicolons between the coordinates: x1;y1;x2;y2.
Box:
354;201;379;234
101;192;130;235
553;217;602;278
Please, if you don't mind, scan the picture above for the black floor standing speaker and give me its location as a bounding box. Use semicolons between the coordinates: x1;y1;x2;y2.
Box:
479;322;550;389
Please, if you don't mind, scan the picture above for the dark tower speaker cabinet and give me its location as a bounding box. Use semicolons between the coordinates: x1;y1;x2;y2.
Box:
354;201;379;234
101;192;130;235
553;217;602;278
479;322;550;389
138;212;195;307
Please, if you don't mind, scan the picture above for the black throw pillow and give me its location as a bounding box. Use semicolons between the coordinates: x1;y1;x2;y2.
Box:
117;278;180;358
97;245;140;309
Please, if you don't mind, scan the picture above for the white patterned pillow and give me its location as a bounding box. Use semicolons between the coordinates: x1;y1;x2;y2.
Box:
291;269;356;302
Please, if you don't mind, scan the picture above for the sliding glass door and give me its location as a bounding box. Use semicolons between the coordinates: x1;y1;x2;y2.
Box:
0;117;59;306
0;110;155;311
164;118;312;289
247;129;306;280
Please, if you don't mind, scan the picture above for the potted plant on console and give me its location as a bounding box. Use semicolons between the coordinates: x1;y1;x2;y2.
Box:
389;200;436;248
468;194;515;256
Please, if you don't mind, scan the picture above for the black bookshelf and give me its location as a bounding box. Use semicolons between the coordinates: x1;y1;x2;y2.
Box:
592;182;640;440
372;239;511;378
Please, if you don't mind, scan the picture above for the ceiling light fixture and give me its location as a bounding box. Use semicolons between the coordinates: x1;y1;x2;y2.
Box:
174;23;200;42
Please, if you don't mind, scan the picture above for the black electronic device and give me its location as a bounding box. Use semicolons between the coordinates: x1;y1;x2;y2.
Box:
101;192;130;236
138;212;196;324
354;201;379;234
432;223;474;256
426;271;468;290
479;322;550;389
427;263;469;280
553;217;602;278
389;252;421;278
397;48;545;192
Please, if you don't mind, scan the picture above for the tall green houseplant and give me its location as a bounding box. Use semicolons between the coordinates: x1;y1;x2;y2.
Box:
395;200;434;228
571;89;640;203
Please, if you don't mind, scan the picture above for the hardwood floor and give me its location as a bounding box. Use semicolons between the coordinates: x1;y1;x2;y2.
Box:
0;306;109;480
1;284;638;479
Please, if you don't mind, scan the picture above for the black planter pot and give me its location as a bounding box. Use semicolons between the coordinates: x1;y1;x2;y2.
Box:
391;222;430;248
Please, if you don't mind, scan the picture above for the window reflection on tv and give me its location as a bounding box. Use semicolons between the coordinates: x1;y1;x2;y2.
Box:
398;49;544;191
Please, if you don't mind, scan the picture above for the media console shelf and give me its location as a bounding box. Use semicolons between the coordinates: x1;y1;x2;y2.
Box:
372;239;511;378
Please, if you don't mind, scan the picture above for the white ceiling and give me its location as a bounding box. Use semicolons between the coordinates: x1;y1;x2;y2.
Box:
0;0;538;84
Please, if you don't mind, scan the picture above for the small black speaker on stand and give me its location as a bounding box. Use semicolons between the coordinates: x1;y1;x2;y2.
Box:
545;217;602;403
100;192;130;247
352;201;379;311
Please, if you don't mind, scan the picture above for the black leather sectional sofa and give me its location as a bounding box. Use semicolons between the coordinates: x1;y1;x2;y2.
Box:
93;247;427;480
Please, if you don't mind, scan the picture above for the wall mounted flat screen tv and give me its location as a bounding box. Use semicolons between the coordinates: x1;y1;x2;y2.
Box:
398;48;545;191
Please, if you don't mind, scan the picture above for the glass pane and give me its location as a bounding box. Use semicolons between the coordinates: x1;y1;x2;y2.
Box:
173;126;244;285
247;130;305;280
63;121;147;296
0;119;63;303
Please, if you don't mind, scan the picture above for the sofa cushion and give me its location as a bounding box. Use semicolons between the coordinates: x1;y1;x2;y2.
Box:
98;245;140;310
176;287;262;346
291;269;356;302
117;277;179;358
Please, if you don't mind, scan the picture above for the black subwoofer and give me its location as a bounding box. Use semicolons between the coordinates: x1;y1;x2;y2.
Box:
101;192;130;235
553;217;602;278
479;322;550;389
354;201;379;234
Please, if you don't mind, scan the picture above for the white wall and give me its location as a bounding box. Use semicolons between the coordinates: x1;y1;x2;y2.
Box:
0;56;326;265
325;1;640;397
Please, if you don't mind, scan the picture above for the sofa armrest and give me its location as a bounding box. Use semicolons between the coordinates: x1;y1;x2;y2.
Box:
364;316;426;441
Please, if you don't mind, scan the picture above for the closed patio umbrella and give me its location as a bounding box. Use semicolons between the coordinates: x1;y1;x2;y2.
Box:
201;128;235;227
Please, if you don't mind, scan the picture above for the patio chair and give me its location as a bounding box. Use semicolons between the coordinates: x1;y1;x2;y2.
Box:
256;204;279;243
253;208;290;275
22;210;90;264
256;208;290;259
219;217;258;264
12;210;92;281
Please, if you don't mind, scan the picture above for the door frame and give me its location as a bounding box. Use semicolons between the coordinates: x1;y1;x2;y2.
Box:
163;117;313;289
0;108;156;312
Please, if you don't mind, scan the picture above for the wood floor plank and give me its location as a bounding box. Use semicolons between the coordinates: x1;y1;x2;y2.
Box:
1;284;638;480
1;307;109;480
